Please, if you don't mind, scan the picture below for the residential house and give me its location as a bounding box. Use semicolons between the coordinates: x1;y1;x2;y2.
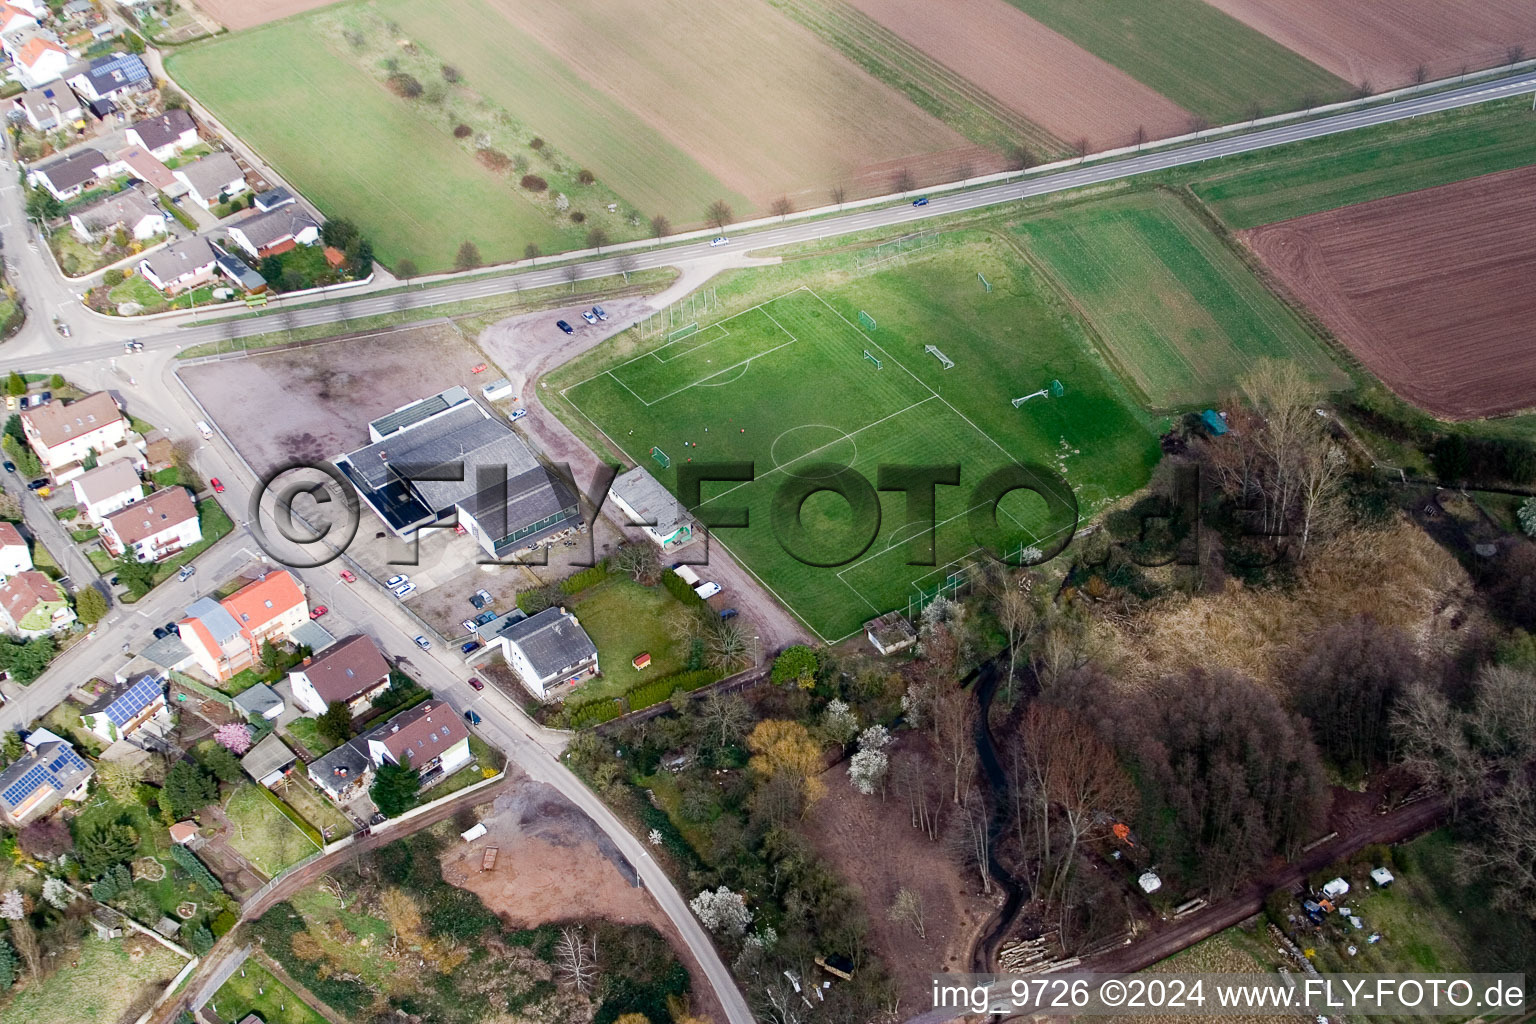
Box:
167;821;199;845
240;733;296;788
0;737;92;826
79;673;168;744
492;606;598;699
12;36;70;90
288;633;391;717
232;682;284;723
117;145;179;193
99;485;200;562
28;147;108;201
172;152;245;210
213;245;267;293
364;699;471;782
6;0;46;18
0;569;75;636
608;466;694;550
125;108;197;161
225;203;319;258
13;78;80;132
308;738;371;803
137;235;218;295
70;458;143;523
20;390;129;482
66;52;151;103
177;570;308;682
252;186;293;212
68;184;166;243
0;522;31;579
0;4;34;39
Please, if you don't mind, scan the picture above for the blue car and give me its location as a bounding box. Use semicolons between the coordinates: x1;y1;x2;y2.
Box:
912;196;929;207
462;640;481;654
464;709;482;726
556;320;575;335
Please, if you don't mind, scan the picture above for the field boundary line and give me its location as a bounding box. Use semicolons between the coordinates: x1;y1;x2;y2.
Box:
705;528;839;646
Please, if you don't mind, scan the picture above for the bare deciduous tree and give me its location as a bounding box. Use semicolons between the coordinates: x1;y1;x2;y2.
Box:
995;585;1039;702
563;262;582;290
615;251;637;283
770;196;793;220
700;691;752;749
555;925;598;992
613;541;661;584
829;183;847;207
1131;125;1147;150
932;685;977;803
887;887;926;937
897;750;943;841
706;619;753;673
650;214;671;238
706;200;734;231
1073;137;1090;159
894;168;916;194
1412;64;1430;85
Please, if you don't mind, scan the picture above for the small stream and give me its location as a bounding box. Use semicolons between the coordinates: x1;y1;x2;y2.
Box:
967;655;1029;970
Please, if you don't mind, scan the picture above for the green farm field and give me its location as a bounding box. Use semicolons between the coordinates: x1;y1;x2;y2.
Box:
553;240;1160;641
1013;191;1346;408
1002;0;1349;124
1186;97;1536;229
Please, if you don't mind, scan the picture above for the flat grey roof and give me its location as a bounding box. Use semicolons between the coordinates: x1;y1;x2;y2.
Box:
370;385;471;440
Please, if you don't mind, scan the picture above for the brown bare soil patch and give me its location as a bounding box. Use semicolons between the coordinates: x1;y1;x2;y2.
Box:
1242;165;1536;419
191;0;344;30
1202;0;1536;89
482;0;974;207
848;0;1191;150
803;737;998;1012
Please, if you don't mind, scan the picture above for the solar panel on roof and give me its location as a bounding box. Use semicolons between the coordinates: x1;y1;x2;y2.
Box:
107;676;161;726
2;764;54;806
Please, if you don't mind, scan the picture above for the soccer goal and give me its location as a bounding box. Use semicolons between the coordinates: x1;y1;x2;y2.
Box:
650;446;671;469
858;310;877;332
668;322;699;343
924;345;955;369
978;272;992;293
863;349;883;370
1012;379;1066;407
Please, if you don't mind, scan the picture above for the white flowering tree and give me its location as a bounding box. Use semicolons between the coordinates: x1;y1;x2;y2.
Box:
1520;497;1536;538
690;885;752;937
857;724;890;751
848;748;889;796
821;699;859;751
41;877;74;910
0;889;22;920
648;828;664;847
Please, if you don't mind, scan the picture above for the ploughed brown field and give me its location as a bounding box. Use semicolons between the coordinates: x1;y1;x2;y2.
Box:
192;0;342;29
1202;0;1536;89
1242;165;1536;419
847;0;1192;151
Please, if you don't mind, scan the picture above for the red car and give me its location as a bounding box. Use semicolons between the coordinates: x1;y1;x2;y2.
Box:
310;605;328;619
339;569;357;583
210;477;224;493
468;677;485;691
471;363;488;374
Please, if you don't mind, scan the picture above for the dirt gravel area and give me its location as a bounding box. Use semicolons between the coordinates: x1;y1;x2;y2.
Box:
1201;0;1536;88
1242;165;1536;419
483;0;973;207
439;778;728;1024
848;0;1191;150
803;736;998;1012
179;322;491;476
191;0;342;30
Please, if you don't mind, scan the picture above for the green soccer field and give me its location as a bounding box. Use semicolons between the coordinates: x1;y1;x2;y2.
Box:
557;241;1160;641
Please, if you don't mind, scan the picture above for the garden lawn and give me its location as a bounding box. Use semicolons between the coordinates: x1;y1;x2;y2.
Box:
282;716;336;757
553;235;1160;641
224;783;322;879
273;775;354;840
0;934;186;1024
209;959;327;1024
425;735;501;800
168;26;569;271
1012;190;1345;407
1001;0;1349;124
565;577;692;704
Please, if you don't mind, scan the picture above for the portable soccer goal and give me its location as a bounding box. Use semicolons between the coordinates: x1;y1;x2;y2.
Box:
668;322;699;343
978;272;992;293
1012;379;1066;407
858;310;877;332
863;349;883;370
925;345;955;369
650;446;671;469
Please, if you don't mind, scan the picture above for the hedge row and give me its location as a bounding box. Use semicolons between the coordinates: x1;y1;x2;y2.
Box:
560;562;609;594
256;783;325;848
569;700;623;729
660;570;706;609
567;667;724;729
169;844;221;893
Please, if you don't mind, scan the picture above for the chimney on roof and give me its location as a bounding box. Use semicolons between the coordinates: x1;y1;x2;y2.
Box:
390;724;399;733
302;656;312;666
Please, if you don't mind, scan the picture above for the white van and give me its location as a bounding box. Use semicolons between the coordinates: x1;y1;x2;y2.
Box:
196;421;213;439
694;581;722;600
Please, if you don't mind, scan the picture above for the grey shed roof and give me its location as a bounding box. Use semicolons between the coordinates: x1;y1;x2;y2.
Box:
36;148;107;192
347;401;539;509
501;607;597;679
459;463;578;548
290;620;336;653
253;186;293;211
232;682;283;718
309;738;370;797
176;151;242;199
139;634;192;669
611;466;690;536
240;733;295;781
185;594;240;643
141;235;217;283
370;385;472;439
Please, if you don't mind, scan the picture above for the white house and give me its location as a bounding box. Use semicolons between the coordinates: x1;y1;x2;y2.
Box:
0;570;74;636
288;634;392;717
68;185;166;243
491;606;598;699
28;147;108;202
20;391;129;482
172;152;246;210
364;699;471;781
66;53;151;104
125;108;198;161
99;486;201;563
0;4;34;39
12;36;70;90
13;78;79;132
225;203;320;258
608;466;694;549
71;459;144;523
5;0;47;19
79;674;168;744
178;571;308;683
0;522;30;580
137;235;218;295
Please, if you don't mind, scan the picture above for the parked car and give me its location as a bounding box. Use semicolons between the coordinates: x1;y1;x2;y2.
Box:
123;340;143;353
25;479;46;491
509;408;527;422
556;320;575;335
413;635;431;651
339;569;357;583
1;461;13;473
592;305;608;321
461;640;481;654
581;310;597;324
209;477;224;493
310;605;328;619
164;622;180;636
709;236;729;247
694;581;722;600
464;709;482;725
461;618;477;632
473;610;498;626
37;392;50;405
454;522;467;535
912;196;929;207
385;574;409;587
468;677;485;691
394;582;416;599
152;627;168;640
178;564;195;582
719;608;739;621
471;363;488;374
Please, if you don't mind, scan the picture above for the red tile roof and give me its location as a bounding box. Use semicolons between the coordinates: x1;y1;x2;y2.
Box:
222;571;305;633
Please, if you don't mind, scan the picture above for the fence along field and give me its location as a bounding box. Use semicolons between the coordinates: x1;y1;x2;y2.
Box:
1001;0;1350;125
557;240;1159;641
1013;190;1345;409
1242;164;1536;420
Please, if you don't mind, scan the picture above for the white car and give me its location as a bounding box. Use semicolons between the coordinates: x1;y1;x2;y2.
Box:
413;636;431;651
394;582;416;598
694;581;722;600
709;236;729;247
581;309;597;324
385;574;409;587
